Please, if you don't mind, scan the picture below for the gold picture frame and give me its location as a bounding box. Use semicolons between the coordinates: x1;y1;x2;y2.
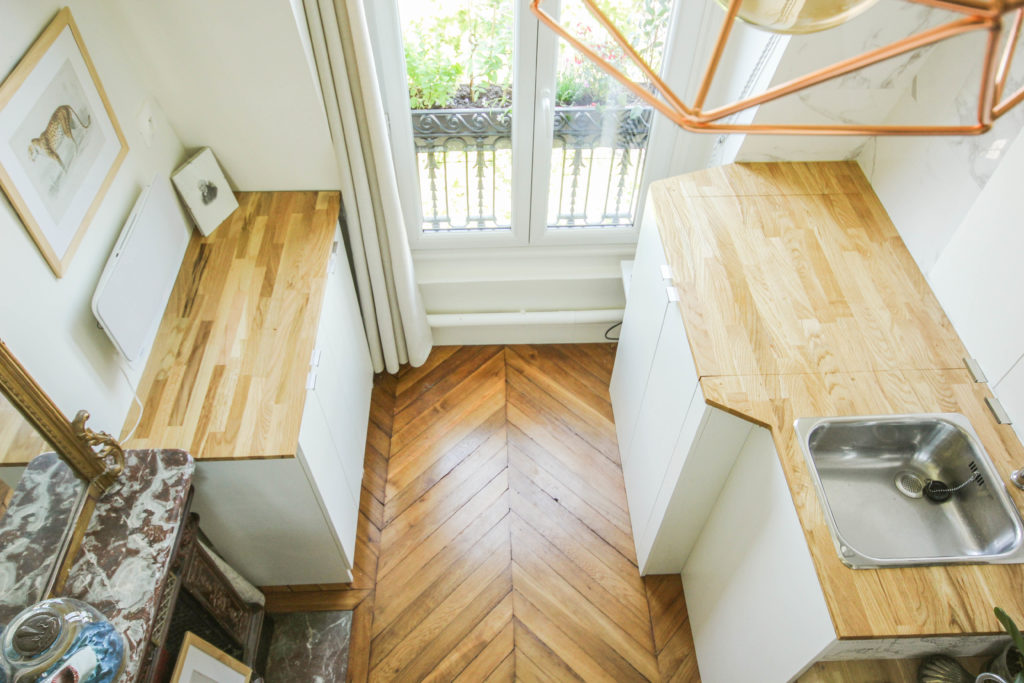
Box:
170;633;253;683
0;7;129;278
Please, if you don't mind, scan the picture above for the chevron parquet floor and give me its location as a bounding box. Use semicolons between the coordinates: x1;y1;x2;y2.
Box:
265;344;700;682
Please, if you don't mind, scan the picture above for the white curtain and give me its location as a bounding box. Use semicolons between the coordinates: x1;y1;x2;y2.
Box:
303;0;432;373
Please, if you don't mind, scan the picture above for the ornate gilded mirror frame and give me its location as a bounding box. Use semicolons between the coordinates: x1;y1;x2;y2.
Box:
0;338;125;593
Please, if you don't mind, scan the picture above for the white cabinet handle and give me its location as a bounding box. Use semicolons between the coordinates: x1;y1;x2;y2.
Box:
666;286;681;303
310;348;322;367
660;264;674;281
327;239;340;275
306;370;317;391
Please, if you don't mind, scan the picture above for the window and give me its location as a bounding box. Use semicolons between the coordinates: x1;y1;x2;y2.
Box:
373;0;678;249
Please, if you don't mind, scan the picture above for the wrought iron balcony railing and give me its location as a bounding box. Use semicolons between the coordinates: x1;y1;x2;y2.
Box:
410;105;653;232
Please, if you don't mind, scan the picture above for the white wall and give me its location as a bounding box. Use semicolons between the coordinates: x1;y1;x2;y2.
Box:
108;0;339;191
928;123;1024;437
855;19;1024;435
858;31;1024;274
733;1;937;164
0;1;185;435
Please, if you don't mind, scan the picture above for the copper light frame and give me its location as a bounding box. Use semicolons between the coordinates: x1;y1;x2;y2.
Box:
530;0;1024;135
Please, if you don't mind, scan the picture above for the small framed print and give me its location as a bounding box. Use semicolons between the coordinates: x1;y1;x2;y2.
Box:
171;147;238;236
169;633;252;683
0;8;129;277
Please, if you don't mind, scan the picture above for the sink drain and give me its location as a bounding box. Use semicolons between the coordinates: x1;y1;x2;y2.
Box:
894;471;925;499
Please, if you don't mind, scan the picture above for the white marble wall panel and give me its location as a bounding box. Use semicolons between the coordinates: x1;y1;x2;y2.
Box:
859;28;1024;274
929;123;1024;387
736;1;940;161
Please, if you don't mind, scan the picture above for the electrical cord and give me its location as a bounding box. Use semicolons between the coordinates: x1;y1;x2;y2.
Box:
605;321;622;341
118;362;144;443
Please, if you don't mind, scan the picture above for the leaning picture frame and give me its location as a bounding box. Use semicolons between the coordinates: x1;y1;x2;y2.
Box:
0;7;129;278
169;632;252;683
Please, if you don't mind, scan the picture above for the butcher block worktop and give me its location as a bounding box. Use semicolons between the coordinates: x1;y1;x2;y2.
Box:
124;191;340;460
649;161;1024;639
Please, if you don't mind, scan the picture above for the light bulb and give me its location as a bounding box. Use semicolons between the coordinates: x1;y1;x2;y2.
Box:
718;0;883;34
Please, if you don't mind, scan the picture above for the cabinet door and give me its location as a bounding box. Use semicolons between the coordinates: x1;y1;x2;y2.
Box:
191;458;354;585
297;388;359;569
312;228;374;504
683;428;834;683
610;197;673;462
622;303;699;569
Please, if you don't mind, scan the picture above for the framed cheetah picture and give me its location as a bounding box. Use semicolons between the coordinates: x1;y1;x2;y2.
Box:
0;8;128;277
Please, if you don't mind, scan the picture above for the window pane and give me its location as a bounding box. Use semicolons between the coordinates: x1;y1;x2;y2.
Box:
398;0;515;233
546;0;672;230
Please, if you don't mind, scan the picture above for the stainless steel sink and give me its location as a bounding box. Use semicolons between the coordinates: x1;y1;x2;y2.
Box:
794;414;1024;568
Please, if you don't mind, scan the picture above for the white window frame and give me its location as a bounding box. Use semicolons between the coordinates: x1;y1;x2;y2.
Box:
366;0;714;251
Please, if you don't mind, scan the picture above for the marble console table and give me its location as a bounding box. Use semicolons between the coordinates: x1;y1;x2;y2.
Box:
0;449;194;681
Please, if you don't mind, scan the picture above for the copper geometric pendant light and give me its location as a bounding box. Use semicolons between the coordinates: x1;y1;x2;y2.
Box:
530;0;1024;135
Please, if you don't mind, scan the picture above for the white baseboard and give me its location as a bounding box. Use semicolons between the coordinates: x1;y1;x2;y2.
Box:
431;321;620;345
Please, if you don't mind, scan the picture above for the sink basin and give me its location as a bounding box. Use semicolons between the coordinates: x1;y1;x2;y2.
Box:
794;414;1024;568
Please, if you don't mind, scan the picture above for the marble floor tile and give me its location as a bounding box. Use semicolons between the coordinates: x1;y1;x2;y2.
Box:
264;610;352;683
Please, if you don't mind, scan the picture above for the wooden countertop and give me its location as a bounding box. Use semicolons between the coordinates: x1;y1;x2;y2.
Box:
124;191;340;460
650;162;1024;639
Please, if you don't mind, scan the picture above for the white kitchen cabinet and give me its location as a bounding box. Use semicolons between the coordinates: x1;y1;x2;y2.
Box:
683;427;834;683
305;227;375;506
296;387;360;583
610;199;675;463
190;225;373;586
612;197;755;573
295;224;373;582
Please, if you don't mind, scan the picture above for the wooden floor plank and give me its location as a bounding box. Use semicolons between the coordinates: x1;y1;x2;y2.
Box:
394;344;503;423
508;424;630;528
507;349;618;450
505;348;610;421
657;617;702;683
378;465;509;581
375;566;512;683
389;352;505;456
265;588;369;613
484;653;516;683
645;574;691;655
452;618;515;682
384;415;506;525
510;468;649;620
509;444;635;562
386;392;505;500
513;619;585;683
512;562;650;682
379;438;507;576
347;591;374;683
511;545;658;681
511;588;624;683
507;363;620;464
338;344;704;682
510;514;651;650
557;343;615;385
506;345;615;423
507;397;628;511
372;516;511;662
373;502;510;636
395;345;461;395
422;592;513;682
